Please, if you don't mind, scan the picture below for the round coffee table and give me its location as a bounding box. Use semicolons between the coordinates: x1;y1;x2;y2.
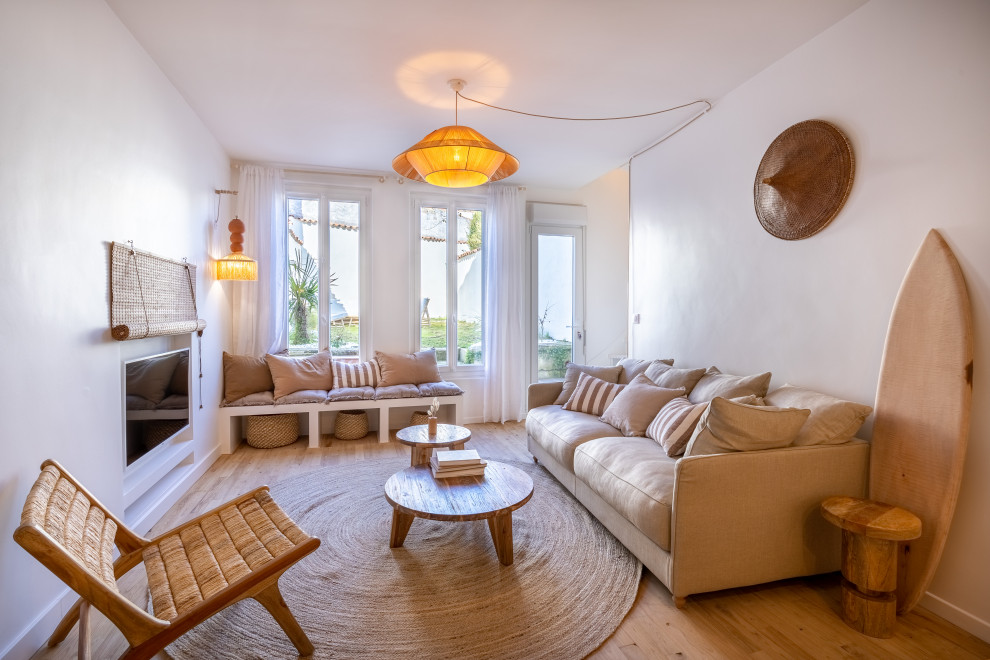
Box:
384;461;534;565
394;423;471;466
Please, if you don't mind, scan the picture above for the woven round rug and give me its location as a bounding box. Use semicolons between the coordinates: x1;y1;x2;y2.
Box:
163;457;641;659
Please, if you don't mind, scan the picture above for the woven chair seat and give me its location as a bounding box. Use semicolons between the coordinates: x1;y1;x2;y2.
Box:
143;491;310;621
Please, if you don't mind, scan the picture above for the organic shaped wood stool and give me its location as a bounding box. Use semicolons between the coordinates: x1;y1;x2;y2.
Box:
821;496;921;638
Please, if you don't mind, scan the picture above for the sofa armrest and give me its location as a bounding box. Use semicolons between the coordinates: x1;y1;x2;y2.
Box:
528;382;563;411
669;440;869;599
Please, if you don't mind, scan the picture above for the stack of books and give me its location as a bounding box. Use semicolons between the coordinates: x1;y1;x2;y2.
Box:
430;448;487;478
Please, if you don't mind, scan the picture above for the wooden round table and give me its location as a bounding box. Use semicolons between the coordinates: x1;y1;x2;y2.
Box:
821;495;922;638
384;461;534;565
394;423;471;466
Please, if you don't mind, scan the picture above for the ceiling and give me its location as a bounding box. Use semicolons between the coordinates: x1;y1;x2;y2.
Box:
106;0;867;189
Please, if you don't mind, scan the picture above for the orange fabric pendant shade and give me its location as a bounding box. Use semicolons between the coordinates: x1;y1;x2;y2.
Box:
215;217;258;281
393;125;519;188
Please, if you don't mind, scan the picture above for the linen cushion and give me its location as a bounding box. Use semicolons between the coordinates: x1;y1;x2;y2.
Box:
617;357;673;384
265;351;332;399
418;381;465;397
600;375;685;437
169;352;189;395
525;405;623;472
221;391;275;407
685;397;810;456
553;362;623;405
126;353;180;404
374;383;422;399
687;367;772;404
222;352;275;403
573;437;677;551
333;359;380;389
327;386;376;402
376;349;441;386
645;363;708;394
562;372;625;416
647;396;708;456
275;389;328;405
764;384;873;446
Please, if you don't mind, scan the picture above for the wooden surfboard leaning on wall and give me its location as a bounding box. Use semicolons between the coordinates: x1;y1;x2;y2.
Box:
869;229;973;614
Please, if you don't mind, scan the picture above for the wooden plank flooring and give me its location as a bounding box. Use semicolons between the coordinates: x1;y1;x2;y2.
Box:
30;422;990;659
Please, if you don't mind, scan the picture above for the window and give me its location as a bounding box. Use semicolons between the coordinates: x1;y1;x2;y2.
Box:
286;186;369;361
415;197;484;368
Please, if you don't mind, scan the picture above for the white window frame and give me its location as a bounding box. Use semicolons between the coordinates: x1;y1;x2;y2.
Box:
284;181;372;359
410;192;486;374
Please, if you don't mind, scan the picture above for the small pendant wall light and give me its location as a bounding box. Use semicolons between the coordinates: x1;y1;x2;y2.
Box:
214;189;258;281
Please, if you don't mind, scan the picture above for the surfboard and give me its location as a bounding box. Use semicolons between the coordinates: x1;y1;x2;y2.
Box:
870;229;973;614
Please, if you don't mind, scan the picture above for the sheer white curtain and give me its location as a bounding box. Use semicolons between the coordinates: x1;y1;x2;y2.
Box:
482;185;528;422
232;165;287;356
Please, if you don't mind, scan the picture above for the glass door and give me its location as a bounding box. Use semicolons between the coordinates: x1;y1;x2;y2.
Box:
531;225;585;381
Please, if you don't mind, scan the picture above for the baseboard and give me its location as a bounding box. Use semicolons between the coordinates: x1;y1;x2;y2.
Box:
1;447;220;660
920;591;990;643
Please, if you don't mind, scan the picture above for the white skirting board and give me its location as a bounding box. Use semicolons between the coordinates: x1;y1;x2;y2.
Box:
920;592;990;644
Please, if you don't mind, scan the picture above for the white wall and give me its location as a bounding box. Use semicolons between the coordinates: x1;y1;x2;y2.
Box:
0;1;231;657
629;0;990;640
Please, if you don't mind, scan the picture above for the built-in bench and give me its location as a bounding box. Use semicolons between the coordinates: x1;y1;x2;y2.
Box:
218;393;463;453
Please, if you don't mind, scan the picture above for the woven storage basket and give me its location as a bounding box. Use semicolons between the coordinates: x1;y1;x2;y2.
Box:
410;411;430;427
245;413;299;449
335;410;369;440
143;420;186;451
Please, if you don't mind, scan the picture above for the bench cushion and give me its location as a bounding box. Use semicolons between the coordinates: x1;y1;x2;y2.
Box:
526;405;621;472
222;391;275;407
374;384;421;399
275;389;328;405
574;437;677;551
418;381;465;397
327;386;376;402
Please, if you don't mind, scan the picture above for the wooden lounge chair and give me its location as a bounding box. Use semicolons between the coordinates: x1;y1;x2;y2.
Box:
13;459;320;659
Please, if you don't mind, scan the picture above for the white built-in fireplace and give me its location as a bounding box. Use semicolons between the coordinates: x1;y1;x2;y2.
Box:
121;347;195;532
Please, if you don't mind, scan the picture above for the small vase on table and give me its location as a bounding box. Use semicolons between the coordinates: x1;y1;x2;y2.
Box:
427;397;440;436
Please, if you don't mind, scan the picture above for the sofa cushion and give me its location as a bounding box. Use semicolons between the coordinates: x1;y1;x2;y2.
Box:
127;353;180;404
170;352;189;395
333;359;380;389
647;396;708;456
764;384;872;446
644;363;708;394
222;391;275;407
265;351;333;399
374;383;422;399
376;349;441;386
688;367;772;404
617;357;673;384
554;363;623;405
275;389;328;405
600;375;685;437
574;437;677;551
562;372;625;416
685;397;810;456
327;386;376;402
526;405;622;472
222;352;275;404
418;381;465;397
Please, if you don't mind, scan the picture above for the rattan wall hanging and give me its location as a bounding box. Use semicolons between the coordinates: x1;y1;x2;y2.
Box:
754;119;854;240
110;241;206;341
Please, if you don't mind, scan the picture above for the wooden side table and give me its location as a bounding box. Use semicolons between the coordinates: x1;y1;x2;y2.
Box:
821;496;922;638
394;423;471;466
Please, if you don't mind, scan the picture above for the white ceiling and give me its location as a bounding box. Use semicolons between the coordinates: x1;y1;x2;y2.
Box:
106;0;867;189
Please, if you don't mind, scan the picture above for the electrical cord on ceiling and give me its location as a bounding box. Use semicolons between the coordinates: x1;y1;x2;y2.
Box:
456;91;711;122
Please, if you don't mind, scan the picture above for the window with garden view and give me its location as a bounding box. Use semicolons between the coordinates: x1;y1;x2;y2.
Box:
287;189;366;361
417;200;484;368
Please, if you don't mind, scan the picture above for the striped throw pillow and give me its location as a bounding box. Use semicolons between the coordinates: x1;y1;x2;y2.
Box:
647;396;707;456
333;359;380;389
562;371;625;416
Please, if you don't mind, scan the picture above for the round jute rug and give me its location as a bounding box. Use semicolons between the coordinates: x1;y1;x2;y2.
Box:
163;456;641;660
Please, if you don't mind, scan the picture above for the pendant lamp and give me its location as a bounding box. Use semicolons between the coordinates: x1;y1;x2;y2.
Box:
215;216;258;281
392;79;518;188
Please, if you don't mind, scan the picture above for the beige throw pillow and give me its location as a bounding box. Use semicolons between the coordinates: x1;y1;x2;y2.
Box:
764;384;873;446
617;357;673;384
646;364;708;394
333;359;380;388
375;349;441;386
554;362;623;405
685;397;810;456
265;351;332;399
687;367;772;404
562;372;625;416
223;352;276;403
600;374;685;437
646;396;708;456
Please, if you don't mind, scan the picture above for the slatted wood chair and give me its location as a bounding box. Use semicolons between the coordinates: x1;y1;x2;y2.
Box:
13;459;321;660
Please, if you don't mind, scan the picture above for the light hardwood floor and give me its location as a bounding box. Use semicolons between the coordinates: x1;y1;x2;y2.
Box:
31;422;990;659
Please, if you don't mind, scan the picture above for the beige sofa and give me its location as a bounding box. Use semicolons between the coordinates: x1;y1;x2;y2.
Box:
525;372;870;607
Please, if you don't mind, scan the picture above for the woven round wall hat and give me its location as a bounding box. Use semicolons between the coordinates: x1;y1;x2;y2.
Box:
754;119;854;240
